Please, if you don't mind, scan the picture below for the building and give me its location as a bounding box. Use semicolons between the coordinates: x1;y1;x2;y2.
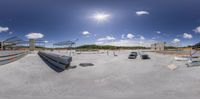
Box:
151;42;165;51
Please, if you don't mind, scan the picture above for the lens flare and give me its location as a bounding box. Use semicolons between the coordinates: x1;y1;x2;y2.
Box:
92;12;110;23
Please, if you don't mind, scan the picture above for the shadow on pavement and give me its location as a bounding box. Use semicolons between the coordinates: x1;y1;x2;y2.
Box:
79;63;94;67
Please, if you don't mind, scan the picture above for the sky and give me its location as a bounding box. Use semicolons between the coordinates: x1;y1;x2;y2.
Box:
0;0;200;47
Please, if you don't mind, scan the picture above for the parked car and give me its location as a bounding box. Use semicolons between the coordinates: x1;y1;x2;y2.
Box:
140;54;150;59
128;52;137;59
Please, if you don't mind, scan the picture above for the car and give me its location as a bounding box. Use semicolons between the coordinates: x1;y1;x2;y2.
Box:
140;54;150;59
130;52;138;56
128;52;137;59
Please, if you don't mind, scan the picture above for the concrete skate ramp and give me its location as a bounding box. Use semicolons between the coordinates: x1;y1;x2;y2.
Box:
0;51;200;99
0;53;59;98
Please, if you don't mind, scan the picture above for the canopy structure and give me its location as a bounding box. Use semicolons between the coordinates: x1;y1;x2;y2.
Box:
53;39;78;48
28;39;49;51
3;36;25;45
193;42;200;50
1;36;27;50
35;39;46;47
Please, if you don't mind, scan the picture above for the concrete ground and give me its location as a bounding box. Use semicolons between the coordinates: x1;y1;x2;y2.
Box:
0;50;200;99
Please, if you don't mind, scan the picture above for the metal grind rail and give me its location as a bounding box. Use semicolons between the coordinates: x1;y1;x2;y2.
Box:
0;51;28;65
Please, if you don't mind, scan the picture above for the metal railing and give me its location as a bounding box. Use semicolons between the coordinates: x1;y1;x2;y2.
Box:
0;51;28;65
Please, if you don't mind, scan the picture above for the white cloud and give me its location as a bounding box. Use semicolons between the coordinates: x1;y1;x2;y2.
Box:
193;26;200;33
97;36;116;41
25;33;44;39
121;33;144;40
127;33;135;39
172;38;180;43
156;31;161;34
140;36;145;40
0;26;9;33
9;32;13;35
183;33;192;39
82;31;91;35
136;11;149;16
95;41;104;45
95;39;156;47
121;34;125;39
44;40;49;43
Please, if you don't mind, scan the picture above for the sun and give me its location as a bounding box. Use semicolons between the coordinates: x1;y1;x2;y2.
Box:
92;12;110;23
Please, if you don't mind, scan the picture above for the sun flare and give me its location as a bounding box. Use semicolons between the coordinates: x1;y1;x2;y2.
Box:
92;12;110;23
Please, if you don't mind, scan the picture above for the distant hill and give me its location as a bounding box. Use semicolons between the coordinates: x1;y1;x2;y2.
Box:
76;45;149;50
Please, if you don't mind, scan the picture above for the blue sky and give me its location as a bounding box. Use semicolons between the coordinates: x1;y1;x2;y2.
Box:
0;0;200;47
